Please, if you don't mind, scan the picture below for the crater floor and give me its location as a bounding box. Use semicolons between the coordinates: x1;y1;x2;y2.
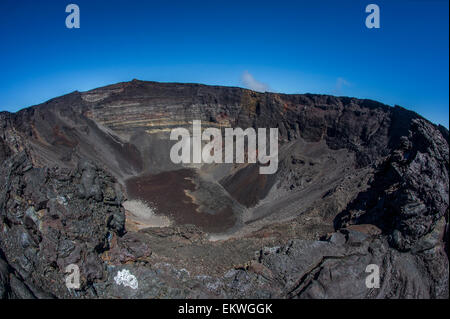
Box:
125;169;237;233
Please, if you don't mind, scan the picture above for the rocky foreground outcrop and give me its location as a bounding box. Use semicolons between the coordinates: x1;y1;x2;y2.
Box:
0;80;448;298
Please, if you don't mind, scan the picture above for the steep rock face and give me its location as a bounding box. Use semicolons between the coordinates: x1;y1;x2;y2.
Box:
336;119;449;249
0;81;422;173
0;80;448;298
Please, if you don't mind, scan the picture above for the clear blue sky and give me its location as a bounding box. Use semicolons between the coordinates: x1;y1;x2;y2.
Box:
0;0;448;127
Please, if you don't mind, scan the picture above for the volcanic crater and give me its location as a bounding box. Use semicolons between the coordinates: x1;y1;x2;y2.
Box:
0;80;448;299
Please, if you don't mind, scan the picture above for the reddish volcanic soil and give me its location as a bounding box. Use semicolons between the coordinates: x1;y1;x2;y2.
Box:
125;169;236;233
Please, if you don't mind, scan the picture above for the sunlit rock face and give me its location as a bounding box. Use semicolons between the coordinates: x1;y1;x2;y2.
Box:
0;80;448;299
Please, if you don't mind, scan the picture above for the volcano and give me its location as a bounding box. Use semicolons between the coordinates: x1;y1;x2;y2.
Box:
0;80;448;299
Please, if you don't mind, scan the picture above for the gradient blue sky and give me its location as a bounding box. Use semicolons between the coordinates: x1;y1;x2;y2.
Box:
0;0;448;127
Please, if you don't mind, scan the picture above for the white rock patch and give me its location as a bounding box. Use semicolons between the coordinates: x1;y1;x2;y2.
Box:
123;199;172;229
114;269;139;290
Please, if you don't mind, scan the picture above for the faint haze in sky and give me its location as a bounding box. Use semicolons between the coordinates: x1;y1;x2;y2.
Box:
0;0;448;128
241;71;271;93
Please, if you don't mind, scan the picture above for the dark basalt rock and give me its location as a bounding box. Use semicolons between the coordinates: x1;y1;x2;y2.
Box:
0;152;125;298
335;119;449;252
